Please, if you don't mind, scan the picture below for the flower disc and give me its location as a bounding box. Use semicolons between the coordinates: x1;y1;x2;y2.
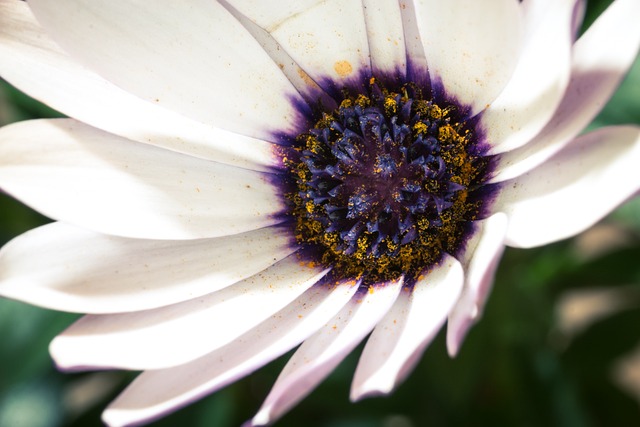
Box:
284;78;491;283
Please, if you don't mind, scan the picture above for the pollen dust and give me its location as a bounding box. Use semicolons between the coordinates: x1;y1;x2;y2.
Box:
334;60;353;77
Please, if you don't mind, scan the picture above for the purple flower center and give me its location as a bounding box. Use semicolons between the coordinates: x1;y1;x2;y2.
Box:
285;78;491;283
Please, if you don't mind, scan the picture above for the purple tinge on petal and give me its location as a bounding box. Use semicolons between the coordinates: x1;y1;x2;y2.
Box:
101;275;361;427
495;126;640;249
399;0;429;90
447;213;508;357
490;0;640;183
350;254;464;401
248;279;403;427
362;0;408;77
48;252;331;371
571;0;586;40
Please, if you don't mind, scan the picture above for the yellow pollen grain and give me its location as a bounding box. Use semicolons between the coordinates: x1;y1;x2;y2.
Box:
438;125;456;141
340;98;353;108
297;67;316;87
384;97;397;114
334;60;353;77
299;260;318;269
355;94;370;107
413;122;428;134
305;201;315;214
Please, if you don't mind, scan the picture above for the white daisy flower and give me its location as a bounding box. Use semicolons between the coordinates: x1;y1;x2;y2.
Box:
0;0;639;426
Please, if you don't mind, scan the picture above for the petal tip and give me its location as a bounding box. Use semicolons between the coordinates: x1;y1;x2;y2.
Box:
446;340;460;358
247;409;271;427
446;324;463;358
49;336;95;372
101;409;128;427
48;337;71;370
350;386;389;403
350;375;394;402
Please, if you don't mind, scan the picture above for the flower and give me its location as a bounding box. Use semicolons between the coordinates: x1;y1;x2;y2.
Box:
0;0;639;426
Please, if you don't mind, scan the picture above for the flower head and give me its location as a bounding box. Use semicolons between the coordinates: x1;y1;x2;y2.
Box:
0;0;639;426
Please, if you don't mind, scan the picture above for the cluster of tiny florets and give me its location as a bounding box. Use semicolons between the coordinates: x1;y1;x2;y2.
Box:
285;78;489;283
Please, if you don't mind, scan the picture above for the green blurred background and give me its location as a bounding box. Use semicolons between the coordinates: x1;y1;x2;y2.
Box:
1;1;640;426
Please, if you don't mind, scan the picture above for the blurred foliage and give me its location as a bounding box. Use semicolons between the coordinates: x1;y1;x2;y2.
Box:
1;1;640;426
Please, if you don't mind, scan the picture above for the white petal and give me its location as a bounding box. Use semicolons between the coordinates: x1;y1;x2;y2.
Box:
0;0;278;171
571;0;587;40
229;0;371;91
494;126;640;249
0;119;285;240
102;279;360;427
399;0;428;83
50;254;329;371
447;213;508;357
484;0;576;154
250;279;403;427
491;0;640;182
521;0;584;43
362;0;406;76
350;255;463;401
521;0;555;38
413;0;524;114
0;222;295;314
523;0;585;40
219;2;336;109
27;0;302;140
